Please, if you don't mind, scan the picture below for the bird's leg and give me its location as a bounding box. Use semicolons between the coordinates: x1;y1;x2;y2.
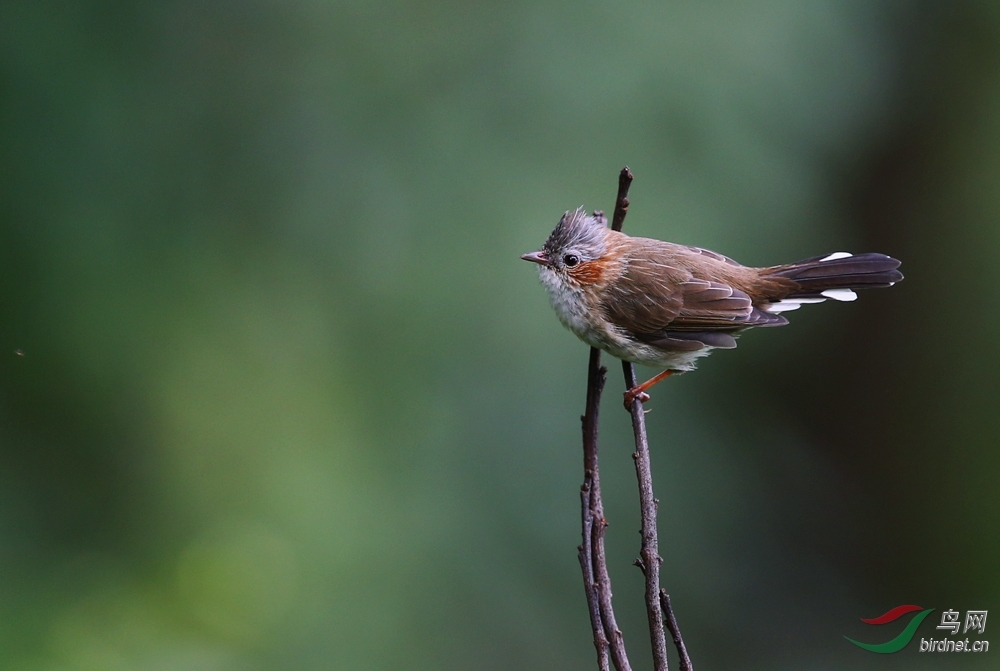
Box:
623;369;674;408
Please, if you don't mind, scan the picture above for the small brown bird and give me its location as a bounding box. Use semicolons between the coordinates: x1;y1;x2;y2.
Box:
522;208;903;406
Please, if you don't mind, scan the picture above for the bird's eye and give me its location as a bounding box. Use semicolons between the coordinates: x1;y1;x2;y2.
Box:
563;254;580;267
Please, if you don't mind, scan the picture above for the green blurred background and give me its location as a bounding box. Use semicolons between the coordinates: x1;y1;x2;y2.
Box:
2;1;998;669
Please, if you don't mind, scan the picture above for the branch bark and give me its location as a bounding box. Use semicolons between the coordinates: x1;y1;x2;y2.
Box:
623;362;669;671
577;167;692;671
612;168;685;671
660;590;693;671
580;346;631;671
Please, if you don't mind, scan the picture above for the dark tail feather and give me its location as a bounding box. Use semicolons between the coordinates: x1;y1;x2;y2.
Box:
762;252;903;297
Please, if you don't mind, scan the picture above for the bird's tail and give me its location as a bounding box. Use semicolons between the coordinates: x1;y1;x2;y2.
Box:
759;252;903;313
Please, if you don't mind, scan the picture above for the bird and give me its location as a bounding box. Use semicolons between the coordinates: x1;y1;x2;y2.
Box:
521;208;903;407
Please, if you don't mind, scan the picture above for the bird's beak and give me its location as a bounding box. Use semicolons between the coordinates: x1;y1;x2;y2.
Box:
520;251;551;266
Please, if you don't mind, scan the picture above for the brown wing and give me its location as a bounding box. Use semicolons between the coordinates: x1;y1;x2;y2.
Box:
684;245;741;267
671;279;753;328
601;244;785;351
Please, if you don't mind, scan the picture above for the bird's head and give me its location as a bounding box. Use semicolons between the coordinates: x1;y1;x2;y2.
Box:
521;208;614;292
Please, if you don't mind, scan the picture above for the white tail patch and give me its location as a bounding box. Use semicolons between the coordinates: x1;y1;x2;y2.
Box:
820;252;853;262
821;288;857;301
766;302;802;313
766;296;826;313
766;285;858;313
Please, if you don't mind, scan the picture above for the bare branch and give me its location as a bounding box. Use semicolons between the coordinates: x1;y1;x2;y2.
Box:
575;167;692;671
610;167;633;233
615;167;670;671
592;508;631;671
580;347;632;671
623;352;669;670
660;590;693;671
578;482;609;671
579;347;611;671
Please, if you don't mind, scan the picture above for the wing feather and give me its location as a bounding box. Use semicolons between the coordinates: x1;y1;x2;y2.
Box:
600;243;779;353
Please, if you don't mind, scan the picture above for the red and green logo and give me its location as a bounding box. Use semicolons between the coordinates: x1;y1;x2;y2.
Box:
845;605;935;653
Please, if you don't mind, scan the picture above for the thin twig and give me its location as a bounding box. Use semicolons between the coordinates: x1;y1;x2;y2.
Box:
660;590;693;671
623;354;669;671
592;508;631;671
580;344;632;671
578;483;609;671
613;168;670;671
610;168;632;233
579;347;611;671
576;168;692;671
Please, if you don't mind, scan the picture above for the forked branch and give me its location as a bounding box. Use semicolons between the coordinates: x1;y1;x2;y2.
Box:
580;346;631;671
578;168;692;671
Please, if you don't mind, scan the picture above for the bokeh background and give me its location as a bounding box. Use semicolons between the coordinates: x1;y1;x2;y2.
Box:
2;1;998;669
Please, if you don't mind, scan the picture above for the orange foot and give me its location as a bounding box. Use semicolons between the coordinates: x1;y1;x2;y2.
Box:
623;387;651;408
622;369;675;409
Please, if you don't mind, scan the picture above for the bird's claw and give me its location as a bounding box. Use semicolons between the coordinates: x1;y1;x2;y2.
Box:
623;387;650;409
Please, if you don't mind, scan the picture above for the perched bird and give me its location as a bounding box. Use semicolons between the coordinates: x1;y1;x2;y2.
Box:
521;208;903;406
